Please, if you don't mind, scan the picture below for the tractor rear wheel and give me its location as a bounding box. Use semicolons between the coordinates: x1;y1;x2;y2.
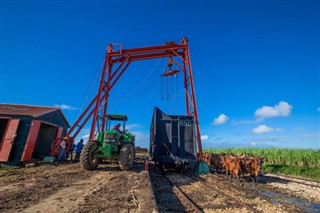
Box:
119;143;135;171
80;140;101;170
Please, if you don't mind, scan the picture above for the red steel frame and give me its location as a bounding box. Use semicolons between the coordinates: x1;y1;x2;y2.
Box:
52;38;203;160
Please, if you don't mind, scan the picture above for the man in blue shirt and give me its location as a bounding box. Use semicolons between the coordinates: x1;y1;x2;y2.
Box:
75;139;84;162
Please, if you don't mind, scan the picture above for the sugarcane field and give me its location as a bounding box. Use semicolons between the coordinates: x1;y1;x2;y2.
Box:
2;1;319;213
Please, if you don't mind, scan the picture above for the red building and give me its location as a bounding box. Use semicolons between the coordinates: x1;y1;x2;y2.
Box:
0;104;70;165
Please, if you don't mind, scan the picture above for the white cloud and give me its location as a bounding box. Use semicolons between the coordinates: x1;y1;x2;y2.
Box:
126;124;143;130
232;119;258;125
74;128;91;143
212;114;229;125
54;104;78;111
302;133;320;139
251;135;290;142
201;135;209;140
274;128;283;132
294;127;306;131
131;131;149;148
82;134;89;139
252;125;274;134
255;101;292;120
251;141;256;146
317;107;320;112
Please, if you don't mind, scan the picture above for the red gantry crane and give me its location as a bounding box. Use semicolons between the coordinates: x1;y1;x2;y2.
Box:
51;37;205;163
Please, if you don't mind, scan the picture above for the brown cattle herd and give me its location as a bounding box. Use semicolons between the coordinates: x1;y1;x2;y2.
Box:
202;152;265;183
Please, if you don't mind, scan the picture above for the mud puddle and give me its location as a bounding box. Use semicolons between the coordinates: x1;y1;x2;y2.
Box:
258;190;320;212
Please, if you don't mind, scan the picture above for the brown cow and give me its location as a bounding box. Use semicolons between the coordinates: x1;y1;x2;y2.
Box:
201;152;209;165
221;154;233;176
220;154;245;180
229;154;245;180
208;154;224;173
203;152;210;163
240;155;264;183
202;152;214;172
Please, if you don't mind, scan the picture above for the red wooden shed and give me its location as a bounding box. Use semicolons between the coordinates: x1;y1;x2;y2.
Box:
0;104;70;165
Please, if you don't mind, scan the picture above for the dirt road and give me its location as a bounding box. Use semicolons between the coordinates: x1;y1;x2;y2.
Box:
0;162;156;213
0;161;319;213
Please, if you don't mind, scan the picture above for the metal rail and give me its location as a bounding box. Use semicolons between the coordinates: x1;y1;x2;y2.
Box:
211;171;320;189
263;172;320;183
164;173;261;213
185;174;262;213
261;174;320;188
209;173;320;213
163;175;203;213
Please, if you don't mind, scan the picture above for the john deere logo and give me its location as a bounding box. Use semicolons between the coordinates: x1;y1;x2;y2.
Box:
178;121;192;126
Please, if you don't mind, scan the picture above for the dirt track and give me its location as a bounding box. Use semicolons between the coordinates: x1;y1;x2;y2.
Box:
0;162;156;213
0;161;319;213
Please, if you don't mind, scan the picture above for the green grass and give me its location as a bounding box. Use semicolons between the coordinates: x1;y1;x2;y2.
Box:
262;164;320;182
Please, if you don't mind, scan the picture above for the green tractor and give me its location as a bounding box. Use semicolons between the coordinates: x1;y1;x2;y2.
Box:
80;114;135;171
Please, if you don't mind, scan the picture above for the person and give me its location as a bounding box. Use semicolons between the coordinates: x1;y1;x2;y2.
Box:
57;137;67;162
112;123;122;134
75;139;84;162
68;141;75;161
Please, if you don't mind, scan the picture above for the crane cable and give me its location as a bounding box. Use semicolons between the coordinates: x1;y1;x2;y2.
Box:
160;59;167;100
72;55;105;124
109;77;161;99
109;58;163;99
126;58;163;97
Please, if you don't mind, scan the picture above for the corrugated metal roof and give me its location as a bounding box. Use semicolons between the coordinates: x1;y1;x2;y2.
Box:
0;104;70;127
0;104;58;117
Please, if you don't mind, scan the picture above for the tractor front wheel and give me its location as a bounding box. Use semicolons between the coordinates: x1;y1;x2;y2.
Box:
80;140;101;170
119;143;135;171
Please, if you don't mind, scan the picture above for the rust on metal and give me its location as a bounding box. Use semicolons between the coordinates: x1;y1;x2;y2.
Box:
161;70;180;77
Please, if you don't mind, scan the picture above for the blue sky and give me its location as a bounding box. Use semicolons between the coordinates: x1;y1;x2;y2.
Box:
1;1;319;149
